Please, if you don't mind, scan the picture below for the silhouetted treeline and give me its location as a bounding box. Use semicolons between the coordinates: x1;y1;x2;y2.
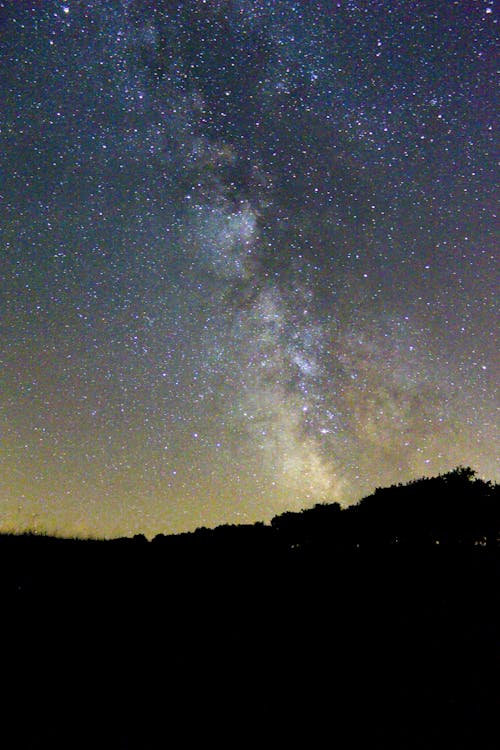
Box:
2;468;497;561
141;466;498;555
146;466;499;553
0;467;498;749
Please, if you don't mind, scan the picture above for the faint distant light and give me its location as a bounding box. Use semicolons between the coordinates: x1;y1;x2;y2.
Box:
62;5;70;13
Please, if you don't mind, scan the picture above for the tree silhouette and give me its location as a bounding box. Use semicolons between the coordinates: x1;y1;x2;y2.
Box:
352;466;499;547
269;467;499;549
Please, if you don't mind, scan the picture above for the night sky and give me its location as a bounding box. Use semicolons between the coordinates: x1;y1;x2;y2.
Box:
1;1;498;538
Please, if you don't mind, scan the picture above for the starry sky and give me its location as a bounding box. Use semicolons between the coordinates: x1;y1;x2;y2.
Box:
1;0;498;538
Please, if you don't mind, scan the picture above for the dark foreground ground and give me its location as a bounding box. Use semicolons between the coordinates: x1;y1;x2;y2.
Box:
0;534;498;749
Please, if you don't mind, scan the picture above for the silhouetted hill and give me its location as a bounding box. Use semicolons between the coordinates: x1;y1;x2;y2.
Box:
0;467;498;748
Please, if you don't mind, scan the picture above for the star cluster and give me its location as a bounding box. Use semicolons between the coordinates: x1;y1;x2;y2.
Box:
0;1;498;537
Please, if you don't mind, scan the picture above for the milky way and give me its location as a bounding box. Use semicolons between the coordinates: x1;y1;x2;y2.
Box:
1;1;498;537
